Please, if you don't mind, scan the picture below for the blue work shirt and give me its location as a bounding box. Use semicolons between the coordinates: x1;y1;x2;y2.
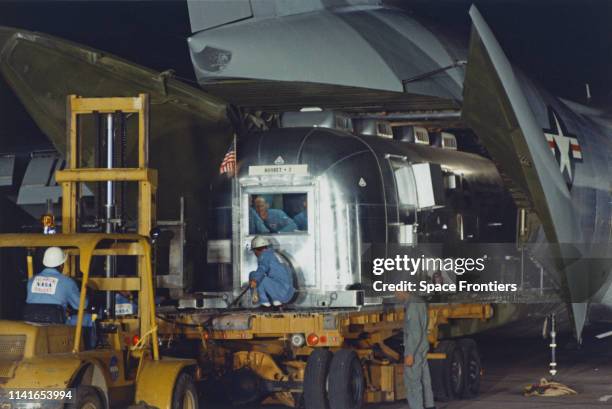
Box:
250;207;270;234
27;268;93;327
249;248;295;297
293;210;307;231
262;209;298;233
26;268;86;310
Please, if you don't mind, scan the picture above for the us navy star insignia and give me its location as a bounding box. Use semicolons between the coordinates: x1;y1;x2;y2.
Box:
542;106;582;189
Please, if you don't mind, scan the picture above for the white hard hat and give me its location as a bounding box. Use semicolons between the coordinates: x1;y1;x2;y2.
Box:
251;236;270;250
43;247;67;268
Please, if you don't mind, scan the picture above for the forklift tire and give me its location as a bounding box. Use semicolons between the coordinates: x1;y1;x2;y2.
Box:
458;338;481;398
172;372;199;409
327;349;365;409
70;386;103;409
303;349;332;409
430;340;465;401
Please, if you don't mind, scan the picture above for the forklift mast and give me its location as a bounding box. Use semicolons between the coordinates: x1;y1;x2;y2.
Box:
54;94;158;355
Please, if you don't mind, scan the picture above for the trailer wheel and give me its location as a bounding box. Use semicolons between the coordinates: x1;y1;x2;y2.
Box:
328;349;365;409
303;349;332;409
458;338;481;398
292;392;305;409
430;340;465;401
69;386;103;409
172;372;198;409
429;354;450;401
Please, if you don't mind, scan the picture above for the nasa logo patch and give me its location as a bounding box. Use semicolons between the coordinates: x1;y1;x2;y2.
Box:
31;276;58;295
115;303;133;316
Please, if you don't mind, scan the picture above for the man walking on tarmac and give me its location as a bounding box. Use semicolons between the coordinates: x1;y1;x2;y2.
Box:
249;236;295;307
401;291;436;409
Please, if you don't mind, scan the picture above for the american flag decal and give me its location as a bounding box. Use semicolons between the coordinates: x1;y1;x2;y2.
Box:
219;146;236;175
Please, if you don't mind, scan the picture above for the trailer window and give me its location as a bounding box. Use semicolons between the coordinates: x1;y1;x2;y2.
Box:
391;163;418;224
393;165;417;206
249;193;307;234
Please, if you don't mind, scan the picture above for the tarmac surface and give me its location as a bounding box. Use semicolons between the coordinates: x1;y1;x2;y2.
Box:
204;323;612;409
425;324;612;409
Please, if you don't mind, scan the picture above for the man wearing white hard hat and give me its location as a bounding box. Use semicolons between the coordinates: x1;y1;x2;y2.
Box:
25;247;87;325
249;236;295;307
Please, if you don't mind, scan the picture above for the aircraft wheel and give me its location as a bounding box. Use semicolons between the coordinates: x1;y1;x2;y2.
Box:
303;348;332;409
327;349;365;409
71;386;103;409
430;340;465;401
172;372;199;409
458;338;481;398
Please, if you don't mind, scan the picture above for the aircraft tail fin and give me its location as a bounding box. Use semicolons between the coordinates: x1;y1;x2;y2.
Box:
463;5;581;247
462;6;592;341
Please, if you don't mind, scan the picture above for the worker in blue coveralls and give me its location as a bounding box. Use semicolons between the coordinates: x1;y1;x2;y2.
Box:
253;196;297;233
26;247;96;347
248;236;295;307
397;291;435;409
293;199;308;231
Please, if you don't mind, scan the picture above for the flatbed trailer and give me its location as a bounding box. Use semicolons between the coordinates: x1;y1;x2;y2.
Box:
156;303;493;409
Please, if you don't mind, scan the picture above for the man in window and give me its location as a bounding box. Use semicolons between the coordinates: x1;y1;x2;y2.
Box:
253;196;297;233
250;206;269;234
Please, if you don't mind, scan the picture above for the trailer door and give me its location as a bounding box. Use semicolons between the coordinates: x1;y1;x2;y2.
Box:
239;186;316;292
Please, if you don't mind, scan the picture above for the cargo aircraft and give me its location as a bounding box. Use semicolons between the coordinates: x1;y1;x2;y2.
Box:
0;1;610;344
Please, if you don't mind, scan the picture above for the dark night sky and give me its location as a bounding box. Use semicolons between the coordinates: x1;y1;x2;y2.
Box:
406;0;612;103
0;0;611;150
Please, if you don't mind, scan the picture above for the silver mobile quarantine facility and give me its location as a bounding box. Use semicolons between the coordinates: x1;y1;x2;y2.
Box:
200;121;517;309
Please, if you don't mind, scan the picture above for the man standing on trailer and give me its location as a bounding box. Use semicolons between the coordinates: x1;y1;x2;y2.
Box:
249;236;295;307
401;291;435;409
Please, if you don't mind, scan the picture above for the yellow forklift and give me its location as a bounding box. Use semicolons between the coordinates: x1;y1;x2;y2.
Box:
0;95;198;409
